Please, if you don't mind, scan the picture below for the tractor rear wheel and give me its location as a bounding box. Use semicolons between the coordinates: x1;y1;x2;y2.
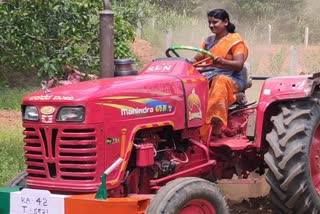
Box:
5;170;27;187
146;177;229;214
265;98;320;213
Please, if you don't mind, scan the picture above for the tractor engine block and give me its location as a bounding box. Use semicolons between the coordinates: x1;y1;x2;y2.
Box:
133;128;190;180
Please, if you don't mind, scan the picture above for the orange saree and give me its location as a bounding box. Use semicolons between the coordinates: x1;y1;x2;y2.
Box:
199;33;248;142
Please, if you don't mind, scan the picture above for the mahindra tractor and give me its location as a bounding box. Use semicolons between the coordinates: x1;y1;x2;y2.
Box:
3;46;320;214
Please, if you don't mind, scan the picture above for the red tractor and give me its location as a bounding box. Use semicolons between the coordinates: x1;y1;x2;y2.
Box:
4;46;320;214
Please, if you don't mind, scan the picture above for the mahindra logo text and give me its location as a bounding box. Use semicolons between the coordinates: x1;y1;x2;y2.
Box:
121;107;154;116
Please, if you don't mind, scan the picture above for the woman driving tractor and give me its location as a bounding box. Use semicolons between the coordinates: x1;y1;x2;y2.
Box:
191;9;249;141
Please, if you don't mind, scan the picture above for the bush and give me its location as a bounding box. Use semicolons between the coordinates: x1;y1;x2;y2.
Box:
0;0;136;79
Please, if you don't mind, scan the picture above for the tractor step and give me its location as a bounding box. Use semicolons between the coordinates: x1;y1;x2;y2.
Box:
66;194;150;214
209;136;252;150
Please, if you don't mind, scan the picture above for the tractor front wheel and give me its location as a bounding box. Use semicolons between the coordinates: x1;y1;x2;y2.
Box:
265;98;320;213
5;170;27;187
146;177;229;214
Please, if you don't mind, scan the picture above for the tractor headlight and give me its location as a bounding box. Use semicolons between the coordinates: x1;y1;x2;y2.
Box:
23;106;39;121
56;106;85;122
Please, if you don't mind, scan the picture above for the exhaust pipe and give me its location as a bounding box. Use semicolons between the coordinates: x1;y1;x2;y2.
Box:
99;0;114;78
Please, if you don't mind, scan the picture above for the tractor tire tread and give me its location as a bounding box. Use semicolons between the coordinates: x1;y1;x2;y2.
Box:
146;177;229;214
265;96;320;213
5;170;27;187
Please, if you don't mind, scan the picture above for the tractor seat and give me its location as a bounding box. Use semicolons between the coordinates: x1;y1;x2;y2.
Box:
241;63;252;91
229;64;252;110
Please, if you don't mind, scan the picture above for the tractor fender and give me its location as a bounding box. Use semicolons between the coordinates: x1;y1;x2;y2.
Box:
254;75;319;148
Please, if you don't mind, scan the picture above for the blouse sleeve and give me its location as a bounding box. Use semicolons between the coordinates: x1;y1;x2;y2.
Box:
200;40;206;50
231;42;248;60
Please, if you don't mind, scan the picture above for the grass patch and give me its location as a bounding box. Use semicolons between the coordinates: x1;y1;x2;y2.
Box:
0;129;25;187
0;87;38;111
0;87;31;186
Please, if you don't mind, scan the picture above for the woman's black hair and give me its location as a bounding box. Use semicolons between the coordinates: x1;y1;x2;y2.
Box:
207;9;236;33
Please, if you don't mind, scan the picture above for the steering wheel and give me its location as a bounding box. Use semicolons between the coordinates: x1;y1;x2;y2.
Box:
165;46;215;68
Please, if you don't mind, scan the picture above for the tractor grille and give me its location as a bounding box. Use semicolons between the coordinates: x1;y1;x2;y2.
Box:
23;124;104;191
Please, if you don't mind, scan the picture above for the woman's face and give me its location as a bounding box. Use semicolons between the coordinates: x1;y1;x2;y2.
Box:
208;16;228;34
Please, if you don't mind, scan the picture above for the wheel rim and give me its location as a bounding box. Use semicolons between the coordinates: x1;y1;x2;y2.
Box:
179;199;217;214
311;124;320;196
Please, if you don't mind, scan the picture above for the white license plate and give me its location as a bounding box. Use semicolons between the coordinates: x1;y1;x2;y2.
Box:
10;188;67;214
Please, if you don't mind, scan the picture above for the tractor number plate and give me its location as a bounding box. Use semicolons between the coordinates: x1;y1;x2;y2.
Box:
10;188;66;214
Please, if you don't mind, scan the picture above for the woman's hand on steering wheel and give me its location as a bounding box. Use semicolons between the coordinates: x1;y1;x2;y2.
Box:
165;46;215;68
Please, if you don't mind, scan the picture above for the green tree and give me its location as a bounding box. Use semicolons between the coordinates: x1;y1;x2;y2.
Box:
0;0;135;79
111;0;156;27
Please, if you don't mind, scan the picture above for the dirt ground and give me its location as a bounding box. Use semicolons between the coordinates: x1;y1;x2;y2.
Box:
0;110;22;131
132;38;159;66
229;197;273;213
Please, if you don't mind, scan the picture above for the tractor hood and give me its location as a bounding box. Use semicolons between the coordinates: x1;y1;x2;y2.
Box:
23;74;183;104
22;59;205;129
